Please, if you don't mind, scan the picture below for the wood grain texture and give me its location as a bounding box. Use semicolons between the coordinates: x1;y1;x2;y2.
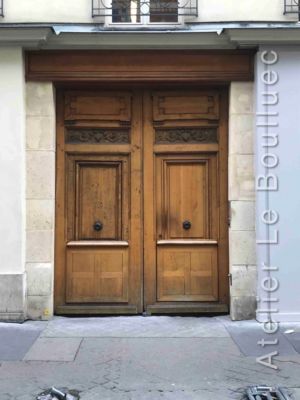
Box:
66;248;128;303
26;50;254;82
144;88;228;313
66;129;130;144
55;90;141;314
153;91;219;121
76;162;121;240
155;128;218;144
55;87;229;315
65;91;131;121
157;245;218;301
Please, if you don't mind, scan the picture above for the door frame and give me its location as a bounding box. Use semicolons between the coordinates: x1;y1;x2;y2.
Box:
25;50;254;315
54;85;229;315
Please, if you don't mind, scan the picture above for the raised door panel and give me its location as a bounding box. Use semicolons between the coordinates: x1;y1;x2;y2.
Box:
166;161;208;239
153;91;219;122
77;162;121;240
66;248;128;303
157;246;218;301
65;91;131;122
156;154;218;240
66;155;129;242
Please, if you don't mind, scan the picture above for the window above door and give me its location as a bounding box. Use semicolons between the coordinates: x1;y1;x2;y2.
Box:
92;0;198;25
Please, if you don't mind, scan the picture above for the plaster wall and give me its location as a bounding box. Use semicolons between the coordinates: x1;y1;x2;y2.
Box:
0;47;26;321
0;0;296;24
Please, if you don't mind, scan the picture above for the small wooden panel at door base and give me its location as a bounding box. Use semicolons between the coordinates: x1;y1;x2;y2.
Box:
157;245;218;302
66;247;129;303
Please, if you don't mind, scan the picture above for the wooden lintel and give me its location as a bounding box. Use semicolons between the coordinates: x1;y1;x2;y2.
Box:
25;50;255;83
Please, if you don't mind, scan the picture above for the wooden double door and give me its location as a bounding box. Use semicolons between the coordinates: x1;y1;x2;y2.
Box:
55;88;229;315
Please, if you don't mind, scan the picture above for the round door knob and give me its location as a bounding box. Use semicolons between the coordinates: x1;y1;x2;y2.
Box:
93;221;103;232
183;220;192;230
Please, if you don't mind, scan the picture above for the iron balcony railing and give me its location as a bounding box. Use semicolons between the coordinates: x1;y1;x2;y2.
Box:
284;0;300;16
92;0;198;22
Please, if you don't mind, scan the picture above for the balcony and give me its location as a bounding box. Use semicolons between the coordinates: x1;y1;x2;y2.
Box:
92;0;198;23
284;0;300;16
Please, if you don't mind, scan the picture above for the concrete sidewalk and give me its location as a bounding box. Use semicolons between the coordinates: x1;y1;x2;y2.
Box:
0;316;300;400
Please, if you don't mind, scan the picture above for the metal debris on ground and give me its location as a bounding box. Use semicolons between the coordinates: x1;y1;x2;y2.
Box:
36;387;80;400
284;329;295;334
246;386;292;400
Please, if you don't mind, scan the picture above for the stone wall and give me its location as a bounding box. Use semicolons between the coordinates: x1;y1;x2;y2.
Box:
26;83;56;320
229;82;257;320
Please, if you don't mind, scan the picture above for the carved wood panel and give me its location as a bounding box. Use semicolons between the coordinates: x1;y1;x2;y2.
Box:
155;128;217;144
66;129;130;144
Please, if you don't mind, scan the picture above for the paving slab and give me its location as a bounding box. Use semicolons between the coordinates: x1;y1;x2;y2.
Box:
41;316;229;338
1;317;300;399
290;388;300;400
225;324;298;357
80;387;236;400
0;321;46;361
280;324;300;354
23;337;82;361
0;337;299;399
216;316;300;357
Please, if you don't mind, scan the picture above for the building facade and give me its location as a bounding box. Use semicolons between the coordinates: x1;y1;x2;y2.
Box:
0;0;299;322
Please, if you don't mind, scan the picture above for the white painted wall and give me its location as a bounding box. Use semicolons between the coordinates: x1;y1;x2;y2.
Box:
0;47;25;275
198;0;295;22
256;46;300;322
0;0;296;23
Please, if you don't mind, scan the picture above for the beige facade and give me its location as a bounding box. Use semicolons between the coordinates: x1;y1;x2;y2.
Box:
26;83;56;320
0;0;297;23
229;83;256;320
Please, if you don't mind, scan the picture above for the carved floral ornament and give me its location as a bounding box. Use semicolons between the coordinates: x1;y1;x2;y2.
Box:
155;128;218;144
66;129;130;144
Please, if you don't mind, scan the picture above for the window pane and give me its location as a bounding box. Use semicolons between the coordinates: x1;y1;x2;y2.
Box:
150;0;178;22
112;0;141;22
